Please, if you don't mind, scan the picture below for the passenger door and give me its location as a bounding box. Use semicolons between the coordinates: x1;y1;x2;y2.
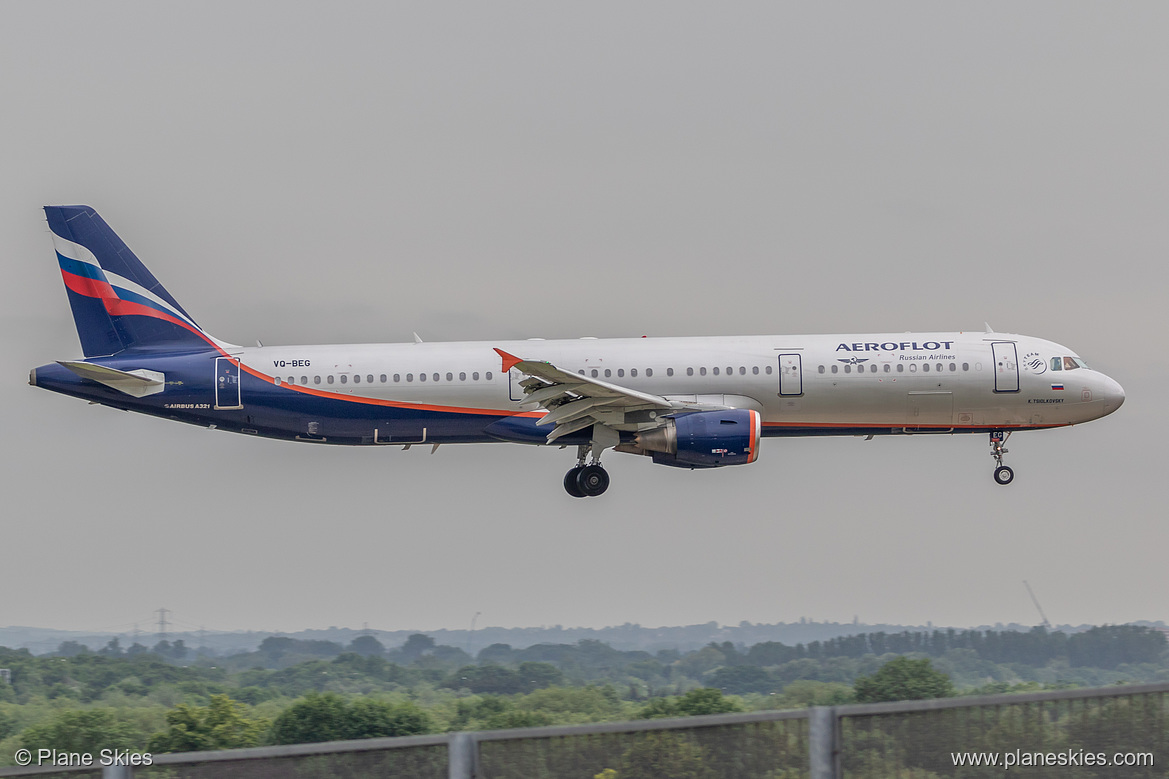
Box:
991;342;1020;393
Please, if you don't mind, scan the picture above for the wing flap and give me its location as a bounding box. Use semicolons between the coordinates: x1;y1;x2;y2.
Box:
495;348;683;446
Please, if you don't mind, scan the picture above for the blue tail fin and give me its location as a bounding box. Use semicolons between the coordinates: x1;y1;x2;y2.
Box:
46;206;217;357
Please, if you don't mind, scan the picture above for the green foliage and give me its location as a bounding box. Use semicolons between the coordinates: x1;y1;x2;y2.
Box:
853;657;953;703
269;692;433;744
20;709;141;754
148;694;268;753
638;688;742;719
1067;625;1166;668
764;680;854;708
347;635;385;657
0;709;15;740
443;662;564;695
706;665;776;694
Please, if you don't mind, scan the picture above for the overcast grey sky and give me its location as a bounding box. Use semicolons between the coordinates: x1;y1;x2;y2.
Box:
2;2;1166;637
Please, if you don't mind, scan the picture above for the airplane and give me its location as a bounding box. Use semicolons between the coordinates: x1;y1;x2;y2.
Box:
30;205;1125;497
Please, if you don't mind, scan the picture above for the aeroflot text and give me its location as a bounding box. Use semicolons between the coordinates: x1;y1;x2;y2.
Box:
836;342;955;352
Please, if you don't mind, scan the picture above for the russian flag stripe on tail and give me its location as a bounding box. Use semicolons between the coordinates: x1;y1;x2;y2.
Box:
45;206;220;357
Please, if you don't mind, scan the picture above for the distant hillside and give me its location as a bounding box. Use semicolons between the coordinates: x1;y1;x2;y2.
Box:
3;619;1163;657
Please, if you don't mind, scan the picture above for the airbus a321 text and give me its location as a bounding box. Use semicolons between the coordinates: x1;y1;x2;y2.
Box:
30;206;1125;497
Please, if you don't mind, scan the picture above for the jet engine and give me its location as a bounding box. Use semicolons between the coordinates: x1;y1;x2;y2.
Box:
620;409;761;469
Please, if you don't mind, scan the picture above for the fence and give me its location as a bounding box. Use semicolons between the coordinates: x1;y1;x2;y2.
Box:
2;681;1166;778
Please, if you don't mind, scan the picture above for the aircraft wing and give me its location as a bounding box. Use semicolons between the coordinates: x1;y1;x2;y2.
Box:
494;348;722;444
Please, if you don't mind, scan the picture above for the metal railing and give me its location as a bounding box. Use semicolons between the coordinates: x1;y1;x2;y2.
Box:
2;681;1165;778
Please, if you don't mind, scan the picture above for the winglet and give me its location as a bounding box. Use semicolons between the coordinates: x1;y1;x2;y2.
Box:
494;348;523;372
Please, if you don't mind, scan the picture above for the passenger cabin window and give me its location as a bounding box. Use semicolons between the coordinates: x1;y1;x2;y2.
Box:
328;376;335;384
368;375;375;383
473;372;480;380
446;372;453;381
818;365;825;374
352;375;359;383
646;368;653;377
394;374;401;382
699;367;707;376
713;367;720;375
630;368;638;377
301;376;308;383
617;369;624;377
752;366;759;375
831;365;838;374
765;366;773;374
687;368;694;376
486;372;493;380
419;373;427;382
407;374;413;382
459;372;466;381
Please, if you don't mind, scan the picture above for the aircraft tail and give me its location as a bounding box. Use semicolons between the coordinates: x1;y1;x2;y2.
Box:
45;205;219;357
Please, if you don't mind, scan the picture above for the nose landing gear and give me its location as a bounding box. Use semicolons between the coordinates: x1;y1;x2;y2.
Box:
564;443;610;497
990;431;1014;485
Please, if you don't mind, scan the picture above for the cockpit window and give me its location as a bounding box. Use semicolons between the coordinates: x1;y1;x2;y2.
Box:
1050;357;1062;371
1063;356;1081;370
1072;357;1089;369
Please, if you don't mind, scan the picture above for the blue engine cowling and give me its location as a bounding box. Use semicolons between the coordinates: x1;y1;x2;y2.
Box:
639;409;762;469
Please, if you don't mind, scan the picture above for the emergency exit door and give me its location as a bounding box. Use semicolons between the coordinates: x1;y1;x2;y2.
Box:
778;354;803;396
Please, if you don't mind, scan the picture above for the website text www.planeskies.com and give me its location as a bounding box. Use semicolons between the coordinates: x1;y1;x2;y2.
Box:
952;748;1152;770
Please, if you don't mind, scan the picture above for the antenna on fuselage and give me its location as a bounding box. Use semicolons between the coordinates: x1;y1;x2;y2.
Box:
984;322;995;334
413;332;424;344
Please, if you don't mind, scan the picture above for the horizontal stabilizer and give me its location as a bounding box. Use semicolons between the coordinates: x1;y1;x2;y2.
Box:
57;361;165;398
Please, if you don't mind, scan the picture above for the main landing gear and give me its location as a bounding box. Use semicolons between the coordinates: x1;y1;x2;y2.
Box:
990;431;1014;485
564;444;610;498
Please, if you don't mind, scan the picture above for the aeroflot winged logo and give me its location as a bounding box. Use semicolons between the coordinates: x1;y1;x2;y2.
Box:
838;357;869;365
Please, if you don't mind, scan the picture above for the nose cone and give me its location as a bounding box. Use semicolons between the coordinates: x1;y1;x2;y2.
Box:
1102;376;1125;415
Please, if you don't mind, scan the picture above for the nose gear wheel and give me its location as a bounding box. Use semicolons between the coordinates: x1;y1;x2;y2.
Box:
989;431;1014;485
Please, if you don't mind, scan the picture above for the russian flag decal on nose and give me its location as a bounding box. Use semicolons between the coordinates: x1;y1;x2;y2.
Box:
1051;383;1064;390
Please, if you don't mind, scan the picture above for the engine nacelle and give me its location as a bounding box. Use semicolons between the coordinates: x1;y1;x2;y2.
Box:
630;409;761;469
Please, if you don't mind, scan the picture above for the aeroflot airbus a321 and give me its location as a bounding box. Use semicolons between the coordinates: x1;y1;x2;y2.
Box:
31;206;1125;497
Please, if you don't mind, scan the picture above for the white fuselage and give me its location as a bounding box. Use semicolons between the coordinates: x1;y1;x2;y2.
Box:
241;331;1124;434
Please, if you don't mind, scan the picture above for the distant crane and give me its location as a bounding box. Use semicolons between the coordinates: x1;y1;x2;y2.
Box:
467;612;481;657
1023;580;1052;630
